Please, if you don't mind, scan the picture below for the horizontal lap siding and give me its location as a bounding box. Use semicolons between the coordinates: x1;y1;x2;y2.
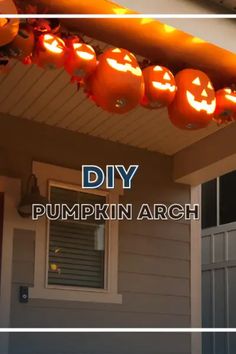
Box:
9;333;191;354
10;224;190;353
2;117;191;354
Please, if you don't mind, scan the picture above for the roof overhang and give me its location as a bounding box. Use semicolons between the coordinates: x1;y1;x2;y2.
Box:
1;0;235;184
209;0;236;12
15;0;236;88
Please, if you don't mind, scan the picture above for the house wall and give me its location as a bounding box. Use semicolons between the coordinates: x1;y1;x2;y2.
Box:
0;115;191;354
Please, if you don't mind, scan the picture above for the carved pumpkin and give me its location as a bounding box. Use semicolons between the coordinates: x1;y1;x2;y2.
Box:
168;69;216;130
141;65;176;109
33;34;65;69
65;38;97;81
87;48;144;114
0;0;19;47
214;88;236;124
6;23;35;61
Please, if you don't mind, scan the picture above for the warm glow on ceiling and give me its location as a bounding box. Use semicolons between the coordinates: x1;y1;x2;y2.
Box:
113;7;128;14
163;24;176;33
140;18;154;25
192;37;206;44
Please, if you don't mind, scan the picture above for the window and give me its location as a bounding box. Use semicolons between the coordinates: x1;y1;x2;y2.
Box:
201;170;236;229
201;179;217;229
219;171;236;225
48;184;106;290
30;161;122;304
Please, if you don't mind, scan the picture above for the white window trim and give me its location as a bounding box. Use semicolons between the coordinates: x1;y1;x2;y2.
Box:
29;161;123;304
191;185;202;354
203;174;236;230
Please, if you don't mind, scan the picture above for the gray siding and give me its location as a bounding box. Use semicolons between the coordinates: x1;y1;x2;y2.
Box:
0;116;191;354
9;333;191;354
202;224;236;353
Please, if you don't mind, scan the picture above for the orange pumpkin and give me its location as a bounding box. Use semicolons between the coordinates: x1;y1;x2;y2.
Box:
33;34;65;69
141;65;176;109
65;38;97;81
87;48;144;114
214;88;236;124
168;69;216;130
7;23;35;61
0;0;19;47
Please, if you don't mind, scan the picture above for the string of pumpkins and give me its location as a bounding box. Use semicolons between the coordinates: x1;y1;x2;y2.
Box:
1;23;236;130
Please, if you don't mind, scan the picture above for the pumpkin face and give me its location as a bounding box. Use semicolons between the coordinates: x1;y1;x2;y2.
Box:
104;48;142;77
168;69;216;130
34;34;65;69
214;88;236;124
65;39;97;81
7;23;35;61
141;65;176;109
0;0;19;47
87;48;144;114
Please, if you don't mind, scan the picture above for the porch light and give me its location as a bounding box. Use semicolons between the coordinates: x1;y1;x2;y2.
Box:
17;174;48;218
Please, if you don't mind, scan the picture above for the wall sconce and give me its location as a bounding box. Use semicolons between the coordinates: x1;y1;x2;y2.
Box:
17;174;48;218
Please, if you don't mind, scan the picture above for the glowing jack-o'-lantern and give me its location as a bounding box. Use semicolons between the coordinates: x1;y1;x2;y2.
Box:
141;65;176;109
87;48;144;114
7;23;35;61
214;88;236;124
168;69;216;130
0;0;19;47
65;38;97;81
33;34;65;69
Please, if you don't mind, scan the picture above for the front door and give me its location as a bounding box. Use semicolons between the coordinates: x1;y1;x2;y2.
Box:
202;171;236;354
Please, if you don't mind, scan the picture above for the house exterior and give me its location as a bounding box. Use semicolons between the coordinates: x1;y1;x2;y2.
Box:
0;1;235;354
0;116;192;354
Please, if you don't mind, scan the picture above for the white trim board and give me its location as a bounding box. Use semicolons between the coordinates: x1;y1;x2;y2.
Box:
191;185;202;354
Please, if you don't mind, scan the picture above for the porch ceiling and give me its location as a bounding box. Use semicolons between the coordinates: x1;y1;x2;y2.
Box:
0;40;223;156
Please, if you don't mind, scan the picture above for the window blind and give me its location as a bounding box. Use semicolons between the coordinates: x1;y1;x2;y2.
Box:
48;186;106;289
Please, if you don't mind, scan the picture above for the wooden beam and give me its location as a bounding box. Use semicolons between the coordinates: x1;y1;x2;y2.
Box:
22;0;236;88
173;123;236;186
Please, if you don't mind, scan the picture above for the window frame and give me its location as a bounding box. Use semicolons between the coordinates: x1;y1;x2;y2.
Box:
29;161;123;304
202;172;236;229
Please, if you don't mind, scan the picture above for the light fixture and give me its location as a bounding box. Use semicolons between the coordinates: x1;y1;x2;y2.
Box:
17;174;48;218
